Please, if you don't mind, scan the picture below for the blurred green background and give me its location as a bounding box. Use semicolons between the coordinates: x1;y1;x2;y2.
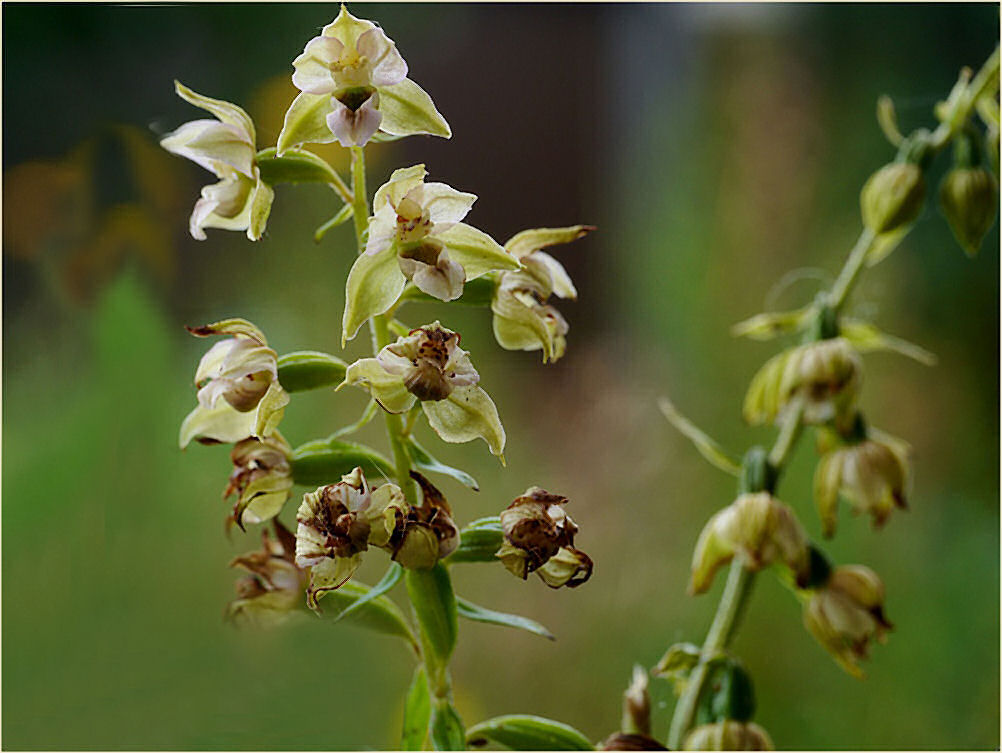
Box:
3;4;998;750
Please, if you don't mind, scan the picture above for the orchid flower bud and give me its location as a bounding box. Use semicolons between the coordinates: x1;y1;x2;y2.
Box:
860;161;926;235
224;433;294;529
179;319;289;447
939;166;998;256
682;721;774;751
342;165;519;343
743;337;862;426
279;6;450;152
622;665;652;737
344;322;506;458
382;472;459;570
160;82;273;241
814;425;910;537
803;564;892;678
492;225;593;363
496;487;593;588
226;520;305;627
690;493;809;595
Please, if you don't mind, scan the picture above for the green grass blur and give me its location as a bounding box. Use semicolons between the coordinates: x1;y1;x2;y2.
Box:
3;4;998;750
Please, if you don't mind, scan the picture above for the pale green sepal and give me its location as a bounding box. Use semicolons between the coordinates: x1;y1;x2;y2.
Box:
254;380;289;438
437;223;520;278
306;554;362;611
289;438;394;487
226;591;310;629
423;386;506;460
814;452;843;538
504;225;594;260
407;437;480;490
446;517;504;564
187;317;268;344
343;357;416;414
379;78;452;139
342;247;407;344
179;401;256;448
865;227;909;266
255;146;345;186
465;715;595;751
658;397;741;476
730;307;811;341
247;179;274;241
236;473;293;526
322;5;374;45
174;80;255;142
401;276;497;307
840;319;937;366
315;204;355;242
493;314;554;362
876;95;904;147
314;580;418;649
402;665;432;751
652;642;703;696
456;596;555;641
431;701;466;751
374;164;428;211
276;90;336;156
405;564;458;667
277;350;349;392
333;561;403;624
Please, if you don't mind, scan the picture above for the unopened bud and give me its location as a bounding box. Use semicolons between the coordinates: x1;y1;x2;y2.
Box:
683;721;773;751
385;472;460;570
939;166;998;256
622;665;651;736
860;162;926;234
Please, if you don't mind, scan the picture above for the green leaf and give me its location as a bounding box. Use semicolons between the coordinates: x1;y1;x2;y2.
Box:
400;276;497;307
446;518;504;564
431;700;466;751
379;78;452;139
277;350;348;392
290;439;394;487
334;561;403;624
465;716;594;751
256;147;345;187
730;307;812;341
405;563;458;668
652;642;702;696
315;581;417;648
407;437;480;491
276;90;336;155
456;596;554;641
315;203;356;242
402;665;432;750
657;397;741;476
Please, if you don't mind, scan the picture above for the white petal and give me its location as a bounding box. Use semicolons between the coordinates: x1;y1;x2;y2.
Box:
356;27;407;87
161;120;255;178
412;182;476;227
326;95;382;147
364;204;398;256
292;36;343;94
372;164;427;212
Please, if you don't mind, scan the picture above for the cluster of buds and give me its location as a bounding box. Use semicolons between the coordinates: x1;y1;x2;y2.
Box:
344;322;506;457
496;488;593;588
226;521;304;627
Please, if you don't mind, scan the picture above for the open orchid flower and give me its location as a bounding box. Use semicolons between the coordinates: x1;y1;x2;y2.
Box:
278;6;450;151
342;165;519;343
160;82;273;241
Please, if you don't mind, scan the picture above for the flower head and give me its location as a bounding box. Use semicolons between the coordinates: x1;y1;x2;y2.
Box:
496;487;593;588
743;337;862;426
226;520;305;627
492;226;593;363
160;82;273;241
690;492;809;595
279;6;449;151
344;322;506;458
803;564;892;678
682;721;774;751
179;319;289;447
224;434;294;530
341;165;519;343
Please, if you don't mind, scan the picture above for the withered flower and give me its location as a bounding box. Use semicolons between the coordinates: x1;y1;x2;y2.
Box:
600;733;669;751
496;487;593;588
385;472;460;570
224;433;293;529
226;520;305;627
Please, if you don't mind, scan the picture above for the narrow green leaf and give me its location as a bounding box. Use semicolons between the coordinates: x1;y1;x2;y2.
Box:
277;350;348;392
431;700;466;751
456;596;554;641
841;319;937;366
408;438;480;491
446;518;503;565
402;665;432;750
657;397;741;476
256;147;345;186
290;439;394;487
334;562;403;624
400;276;497;307
330;399;380;440
405;564;458;667
315;203;355;242
315;581;417;648
465;715;594;751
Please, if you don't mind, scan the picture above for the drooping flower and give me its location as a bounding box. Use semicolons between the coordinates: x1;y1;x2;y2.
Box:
492;225;594;363
682;721;774;751
343;322;506;458
179;319;289;448
690;492;809;595
495;487;593;588
803;564;892;678
814;428;910;537
341;165;519;343
226;520;305;627
224;433;294;529
278;6;450;152
160;82;273;241
383;472;460;570
743;337;862;426
295;467;406;609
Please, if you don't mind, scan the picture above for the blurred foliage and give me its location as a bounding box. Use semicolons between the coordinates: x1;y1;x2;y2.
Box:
3;4;998;750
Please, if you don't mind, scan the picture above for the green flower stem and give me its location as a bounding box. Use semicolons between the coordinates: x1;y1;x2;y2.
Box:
828;228;876;314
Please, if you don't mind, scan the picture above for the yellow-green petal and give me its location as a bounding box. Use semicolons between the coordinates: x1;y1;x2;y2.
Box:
379;78;451;139
422;385;505;460
342;246;407;344
277;91;337;156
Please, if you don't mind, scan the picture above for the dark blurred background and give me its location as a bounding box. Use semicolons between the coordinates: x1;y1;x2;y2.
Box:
3;4;998;750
